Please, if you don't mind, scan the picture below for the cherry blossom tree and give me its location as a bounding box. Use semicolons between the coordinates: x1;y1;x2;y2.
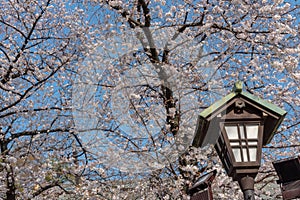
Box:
0;0;92;199
76;0;299;199
0;0;299;199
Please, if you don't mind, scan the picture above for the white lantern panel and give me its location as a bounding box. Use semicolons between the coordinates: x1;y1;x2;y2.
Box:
249;148;257;161
224;157;230;170
248;141;257;146
246;124;259;139
225;125;239;140
230;142;239;146
239;126;245;139
232;148;242;162
242;148;248;162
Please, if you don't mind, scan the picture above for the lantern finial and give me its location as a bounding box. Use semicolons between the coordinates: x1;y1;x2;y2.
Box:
233;81;243;93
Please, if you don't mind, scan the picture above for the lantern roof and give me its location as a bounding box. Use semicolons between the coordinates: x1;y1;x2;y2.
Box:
187;169;217;196
273;155;300;184
192;81;287;147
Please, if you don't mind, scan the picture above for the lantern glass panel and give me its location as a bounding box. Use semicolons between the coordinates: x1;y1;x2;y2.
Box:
239;126;245;139
223;123;260;163
230;142;239;146
225;126;239;139
224;152;231;170
242;148;248;162
246;124;259;139
249;147;257;161
248;141;257;146
232;148;242;162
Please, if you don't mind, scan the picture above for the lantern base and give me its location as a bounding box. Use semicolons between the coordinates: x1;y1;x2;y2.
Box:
238;175;255;200
243;189;255;200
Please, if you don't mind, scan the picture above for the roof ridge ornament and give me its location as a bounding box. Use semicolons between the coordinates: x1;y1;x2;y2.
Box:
232;81;243;93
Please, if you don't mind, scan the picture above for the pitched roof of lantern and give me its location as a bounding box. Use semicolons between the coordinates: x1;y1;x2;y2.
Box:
192;81;287;147
200;81;286;119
